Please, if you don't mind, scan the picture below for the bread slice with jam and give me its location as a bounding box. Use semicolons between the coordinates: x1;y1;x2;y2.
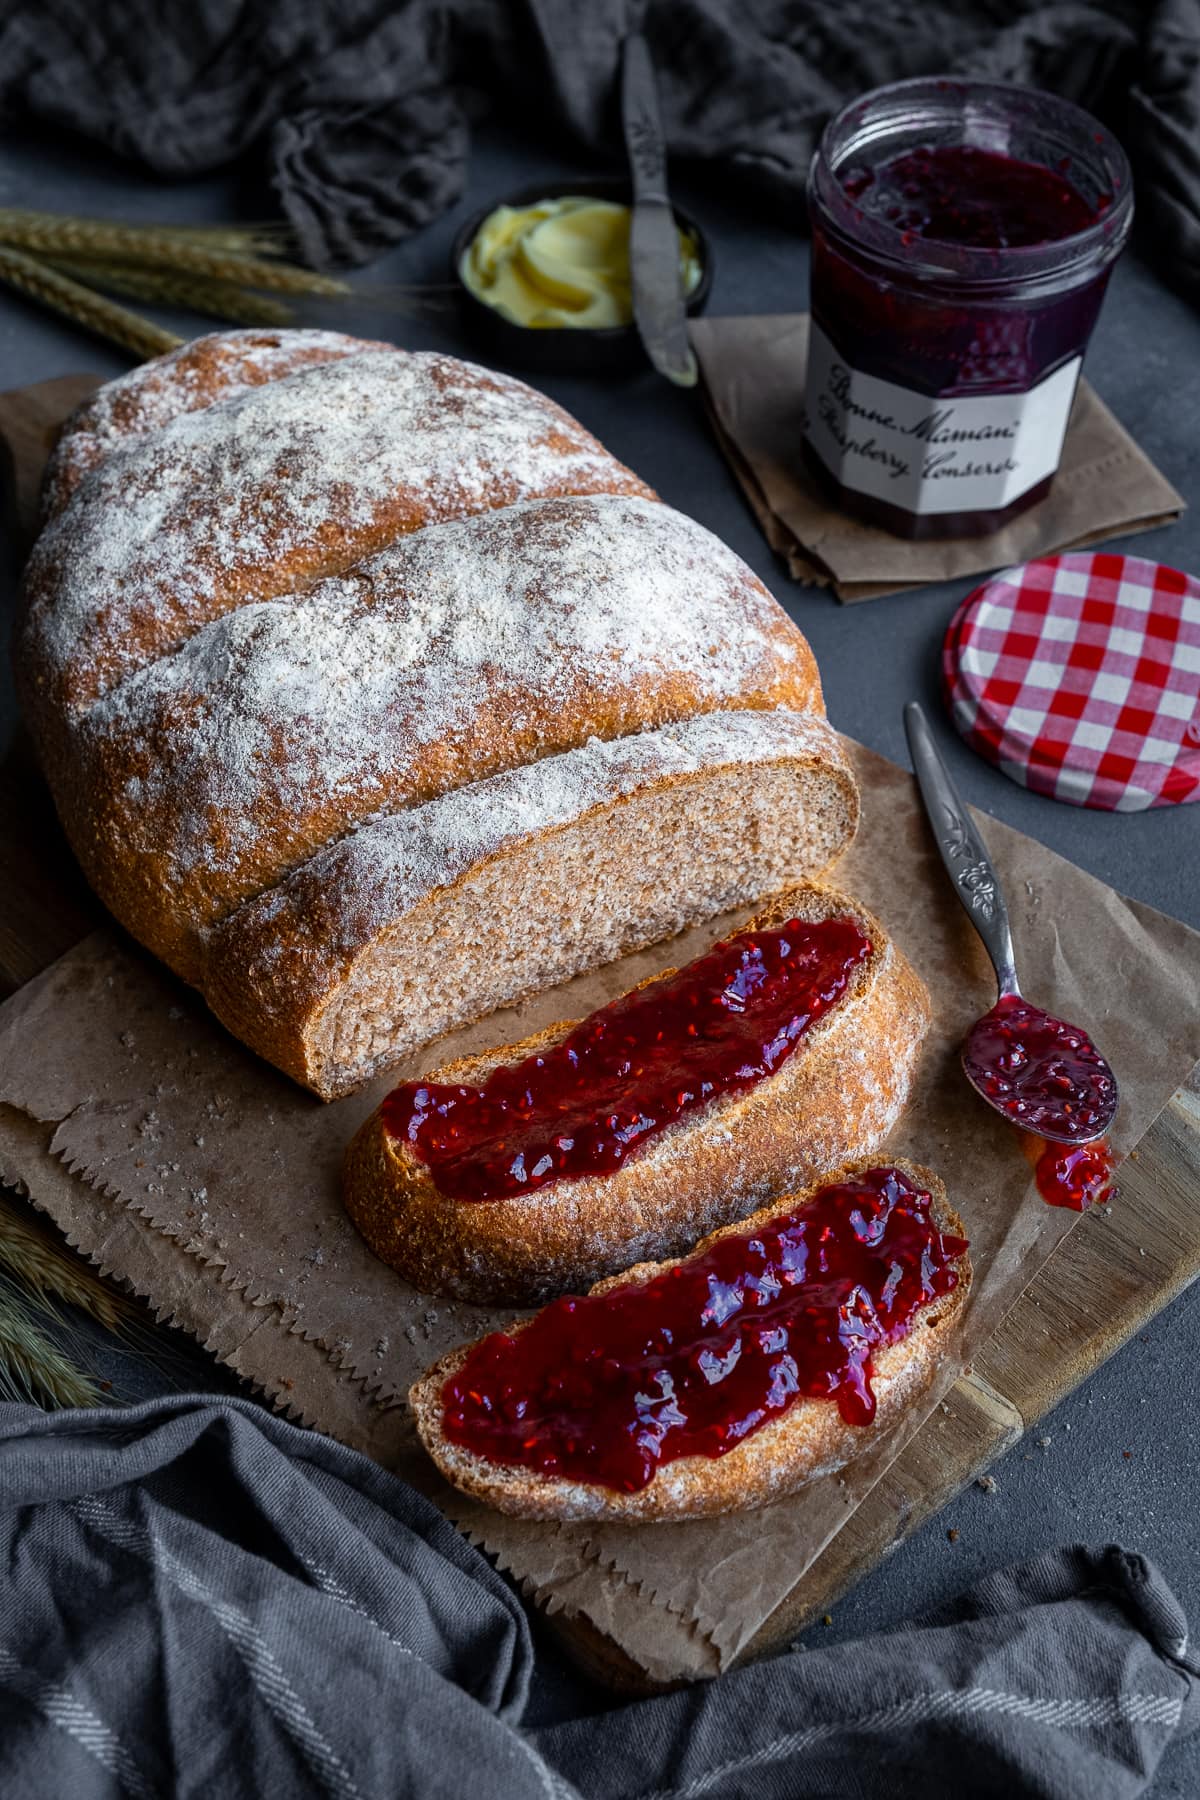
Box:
408;1158;970;1522
343;883;931;1304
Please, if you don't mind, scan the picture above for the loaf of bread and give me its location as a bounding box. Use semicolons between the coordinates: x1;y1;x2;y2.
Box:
16;329;859;1096
344;883;930;1300
409;1160;970;1522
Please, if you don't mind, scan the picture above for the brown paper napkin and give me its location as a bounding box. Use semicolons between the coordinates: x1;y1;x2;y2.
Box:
3;738;1199;1680
691;314;1185;603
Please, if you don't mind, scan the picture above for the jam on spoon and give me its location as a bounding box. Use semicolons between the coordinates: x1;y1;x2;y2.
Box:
382;914;872;1204
904;702;1119;1202
961;994;1118;1142
440;1165;968;1492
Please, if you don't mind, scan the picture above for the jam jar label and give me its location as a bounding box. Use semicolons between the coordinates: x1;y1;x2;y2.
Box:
804;321;1081;516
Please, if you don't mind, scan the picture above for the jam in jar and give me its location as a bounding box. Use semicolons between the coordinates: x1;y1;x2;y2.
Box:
804;79;1133;539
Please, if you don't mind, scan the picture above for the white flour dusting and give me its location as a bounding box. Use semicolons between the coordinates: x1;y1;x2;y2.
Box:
23;347;650;712
43;328;374;516
80;494;814;917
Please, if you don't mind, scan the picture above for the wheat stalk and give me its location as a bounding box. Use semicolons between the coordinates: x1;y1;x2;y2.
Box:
47;256;296;328
0;1198;219;1407
0;211;347;295
0;1286;104;1408
0;1196;135;1334
0;246;182;358
0;209;294;257
136;221;298;256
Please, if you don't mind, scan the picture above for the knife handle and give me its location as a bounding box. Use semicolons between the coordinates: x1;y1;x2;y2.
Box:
621;34;669;204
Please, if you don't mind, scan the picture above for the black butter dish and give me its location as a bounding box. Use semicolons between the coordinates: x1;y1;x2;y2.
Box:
450;176;712;377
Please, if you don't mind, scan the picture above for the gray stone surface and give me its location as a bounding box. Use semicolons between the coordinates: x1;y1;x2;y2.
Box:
0;121;1197;1788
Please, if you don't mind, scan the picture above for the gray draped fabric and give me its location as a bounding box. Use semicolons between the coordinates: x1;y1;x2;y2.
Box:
1;1394;1196;1798
0;1;1197;300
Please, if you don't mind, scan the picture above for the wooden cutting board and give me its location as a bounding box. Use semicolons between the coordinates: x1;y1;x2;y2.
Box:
3;377;1199;1691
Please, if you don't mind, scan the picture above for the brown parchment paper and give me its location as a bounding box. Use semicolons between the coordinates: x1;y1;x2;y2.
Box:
691;314;1185;601
2;740;1199;1679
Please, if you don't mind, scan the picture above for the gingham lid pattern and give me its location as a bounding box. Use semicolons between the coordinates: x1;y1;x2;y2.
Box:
943;552;1200;811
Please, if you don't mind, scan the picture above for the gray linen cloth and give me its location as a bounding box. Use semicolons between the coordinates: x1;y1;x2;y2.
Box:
1;1394;1196;1798
0;0;1199;304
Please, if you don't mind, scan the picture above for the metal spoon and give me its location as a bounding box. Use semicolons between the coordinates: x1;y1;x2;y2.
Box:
904;700;1119;1144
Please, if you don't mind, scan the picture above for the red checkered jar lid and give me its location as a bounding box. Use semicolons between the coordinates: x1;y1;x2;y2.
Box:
943;552;1200;810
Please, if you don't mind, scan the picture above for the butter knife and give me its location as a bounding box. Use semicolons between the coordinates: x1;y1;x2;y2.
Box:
620;33;698;387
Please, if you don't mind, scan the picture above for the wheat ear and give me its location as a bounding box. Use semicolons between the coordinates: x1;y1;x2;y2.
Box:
0;1286;105;1408
0;210;295;258
0;1195;135;1334
0;212;347;295
47;256;296;328
0;246;181;358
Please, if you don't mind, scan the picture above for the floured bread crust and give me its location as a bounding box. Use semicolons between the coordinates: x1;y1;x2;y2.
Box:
344;883;930;1300
20;346;655;721
408;1158;969;1522
40;327;386;520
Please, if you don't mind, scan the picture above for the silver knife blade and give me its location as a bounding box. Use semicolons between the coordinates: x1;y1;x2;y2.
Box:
621;33;698;388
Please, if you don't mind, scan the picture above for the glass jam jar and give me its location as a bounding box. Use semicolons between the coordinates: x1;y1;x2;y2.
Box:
804;78;1133;539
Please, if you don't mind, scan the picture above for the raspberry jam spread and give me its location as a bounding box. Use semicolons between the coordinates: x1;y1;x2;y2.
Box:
842;146;1101;251
382;916;872;1204
440;1167;968;1492
961;994;1118;1142
1034;1138;1115;1211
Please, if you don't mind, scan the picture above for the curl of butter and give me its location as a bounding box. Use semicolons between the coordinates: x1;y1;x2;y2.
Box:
460;196;702;330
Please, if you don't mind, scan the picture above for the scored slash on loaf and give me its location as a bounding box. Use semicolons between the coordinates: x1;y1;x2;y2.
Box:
16;328;860;1098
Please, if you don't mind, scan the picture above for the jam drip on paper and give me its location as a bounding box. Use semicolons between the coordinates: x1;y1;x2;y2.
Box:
841;145;1102;250
441;1167;969;1493
382;916;872;1204
1033;1137;1116;1211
